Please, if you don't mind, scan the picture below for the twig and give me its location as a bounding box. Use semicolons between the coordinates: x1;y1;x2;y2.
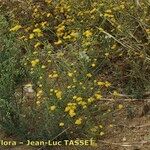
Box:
100;98;150;102
97;27;137;51
113;123;150;129
134;123;150;128
97;139;150;147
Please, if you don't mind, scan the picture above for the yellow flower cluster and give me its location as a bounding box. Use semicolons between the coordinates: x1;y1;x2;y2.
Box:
75;118;82;125
94;93;102;100
97;81;111;87
33;28;43;37
74;96;87;109
5;0;137;139
50;105;56;111
49;71;59;78
83;30;93;38
55;90;62;100
36;90;43;98
65;103;76;117
31;59;39;67
59;122;64;127
104;9;114;18
10;25;22;32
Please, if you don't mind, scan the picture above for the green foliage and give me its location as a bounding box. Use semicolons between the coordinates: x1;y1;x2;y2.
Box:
0;0;150;142
0;14;28;138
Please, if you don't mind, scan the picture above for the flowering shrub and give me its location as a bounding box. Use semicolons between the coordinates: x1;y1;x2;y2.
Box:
3;0;149;97
0;0;150;143
20;46;113;139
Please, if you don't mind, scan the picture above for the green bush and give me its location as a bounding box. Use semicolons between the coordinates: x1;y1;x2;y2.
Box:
0;14;28;138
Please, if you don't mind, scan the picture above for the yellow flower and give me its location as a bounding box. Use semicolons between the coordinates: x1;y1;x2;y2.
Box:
105;81;111;87
111;44;117;49
91;63;96;67
67;85;71;89
56;91;62;99
86;73;92;78
83;30;93;37
34;42;41;48
104;13;114;18
100;132;105;136
69;110;76;117
73;96;77;99
10;25;22;32
90;128;97;132
120;5;125;9
53;74;58;78
50;89;54;92
48;74;52;78
78;101;86;106
41;65;46;69
83;105;87;109
33;28;42;33
34;8;38;12
47;60;51;63
57;25;65;32
146;29;150;34
54;39;62;45
37;32;43;37
39;84;42;87
33;51;38;55
29;33;34;39
54;90;58;93
47;13;51;17
113;91;120;97
107;109;111;112
19;36;25;40
41;21;47;28
76;97;82;101
36;90;43;97
65;106;70;112
75;118;82;125
94;80;97;83
68;72;73;77
109;124;113;128
105;9;112;13
97;81;104;86
50;105;56;111
25;27;31;32
73;78;77;83
70;31;79;38
59;122;64;127
57;52;64;57
63;35;71;40
105;53;109;57
36;101;41;105
118;104;123;109
95;93;102;100
88;97;94;103
33;28;43;37
31;59;39;67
